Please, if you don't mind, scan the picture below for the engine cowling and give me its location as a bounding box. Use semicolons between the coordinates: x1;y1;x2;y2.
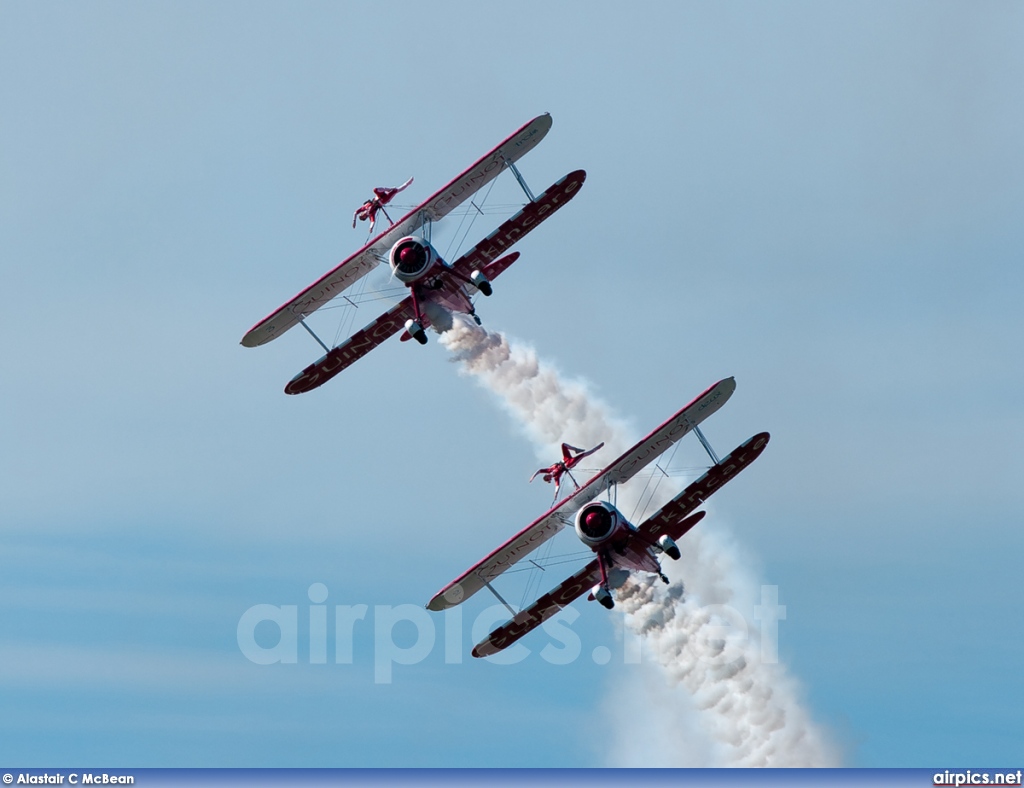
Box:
574;501;628;548
389;236;440;284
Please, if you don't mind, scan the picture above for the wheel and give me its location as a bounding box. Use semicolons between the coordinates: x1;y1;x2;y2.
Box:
470;270;492;296
404;318;428;345
658;535;681;561
599;594;615;610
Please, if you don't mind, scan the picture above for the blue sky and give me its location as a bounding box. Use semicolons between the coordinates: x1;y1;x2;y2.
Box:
2;0;1023;768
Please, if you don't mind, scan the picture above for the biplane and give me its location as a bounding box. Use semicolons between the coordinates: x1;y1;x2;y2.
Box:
240;113;586;395
426;377;771;658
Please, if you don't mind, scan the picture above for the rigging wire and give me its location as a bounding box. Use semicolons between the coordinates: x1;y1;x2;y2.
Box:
440;194;473;261
318;287;408;309
575;466;709;478
629;438;686;524
332;266;372;347
502;550;593;576
444;173;503;262
320;172;522;348
518;535;557;612
388;203;521;216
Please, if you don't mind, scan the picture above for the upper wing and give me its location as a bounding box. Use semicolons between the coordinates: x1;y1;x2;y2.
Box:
426;377;737;611
471;559;601;658
584;377;737;493
426;497;576;611
240;114;553;348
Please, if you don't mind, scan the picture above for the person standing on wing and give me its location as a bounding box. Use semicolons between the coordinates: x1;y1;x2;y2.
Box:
352;177;414;233
530;442;605;502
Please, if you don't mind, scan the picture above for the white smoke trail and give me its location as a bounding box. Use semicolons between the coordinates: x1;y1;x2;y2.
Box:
440;316;633;462
441;316;839;766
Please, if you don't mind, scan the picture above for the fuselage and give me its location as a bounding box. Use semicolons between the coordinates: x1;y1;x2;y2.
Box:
574;501;663;578
389;235;475;328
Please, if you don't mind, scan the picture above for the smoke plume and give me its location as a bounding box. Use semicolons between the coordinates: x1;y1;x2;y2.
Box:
440;316;632;461
441;316;839;766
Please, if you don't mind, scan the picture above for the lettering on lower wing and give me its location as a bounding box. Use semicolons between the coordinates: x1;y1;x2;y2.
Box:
286;311;409;393
488;571;592;651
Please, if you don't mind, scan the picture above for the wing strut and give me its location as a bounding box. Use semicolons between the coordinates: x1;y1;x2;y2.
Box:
484;581;517;617
689;420;721;465
299;317;330;353
503;157;536;202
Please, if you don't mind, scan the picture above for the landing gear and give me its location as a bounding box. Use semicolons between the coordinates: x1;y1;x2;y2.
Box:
593;552;615;609
450;267;493;297
591;584;615;610
407;288;429;345
659;573;670;585
657;534;681;561
404;318;427;345
470;270;492;297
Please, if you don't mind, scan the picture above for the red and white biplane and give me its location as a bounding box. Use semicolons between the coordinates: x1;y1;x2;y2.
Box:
426;377;771;658
240;114;586;395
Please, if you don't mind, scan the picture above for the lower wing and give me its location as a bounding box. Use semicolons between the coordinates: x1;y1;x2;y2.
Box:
637;431;771;541
471;559;601;658
283;301;414;395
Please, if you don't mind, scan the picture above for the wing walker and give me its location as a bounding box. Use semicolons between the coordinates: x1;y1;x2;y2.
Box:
426;377;770;658
241;114;585;395
530;442;606;503
241;115;773;661
351;177;413;234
